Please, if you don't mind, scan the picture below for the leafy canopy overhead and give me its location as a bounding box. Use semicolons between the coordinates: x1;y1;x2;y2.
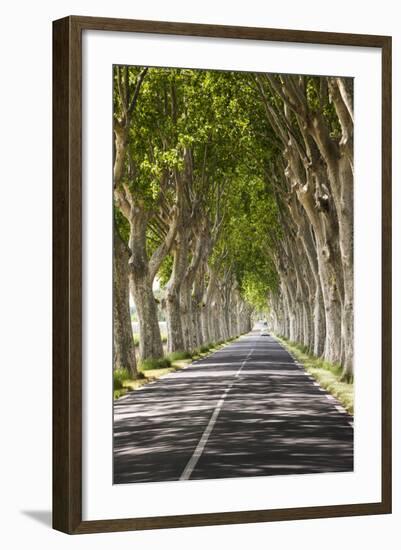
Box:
114;65;284;311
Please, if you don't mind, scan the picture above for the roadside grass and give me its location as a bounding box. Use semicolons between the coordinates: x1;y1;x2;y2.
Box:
113;367;145;399
275;335;354;415
113;367;131;389
114;336;239;399
168;351;192;361
199;344;210;353
113;363;180;399
140;357;172;370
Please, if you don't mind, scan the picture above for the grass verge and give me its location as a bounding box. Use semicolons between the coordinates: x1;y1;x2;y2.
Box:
168;350;192;361
140;357;172;370
114;336;239;399
275;335;354;415
114;364;181;399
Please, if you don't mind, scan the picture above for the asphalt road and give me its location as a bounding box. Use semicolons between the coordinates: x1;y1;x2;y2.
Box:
113;333;353;484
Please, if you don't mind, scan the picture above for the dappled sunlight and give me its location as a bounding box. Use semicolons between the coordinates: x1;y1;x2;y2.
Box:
114;334;353;484
112;68;355;485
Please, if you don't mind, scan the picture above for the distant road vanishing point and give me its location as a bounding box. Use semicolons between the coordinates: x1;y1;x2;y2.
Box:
113;333;353;484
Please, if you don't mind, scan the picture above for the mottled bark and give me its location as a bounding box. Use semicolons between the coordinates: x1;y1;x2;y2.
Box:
113;66;169;361
115;177;178;361
201;265;219;344
287;195;325;355
258;73;353;371
165;217;190;352
113;228;138;377
299;185;342;363
308;82;353;374
180;224;209;351
128;206;164;360
164;149;195;352
192;266;206;347
287;147;343;363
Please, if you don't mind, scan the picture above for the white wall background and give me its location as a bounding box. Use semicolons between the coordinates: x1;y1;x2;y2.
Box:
0;0;399;547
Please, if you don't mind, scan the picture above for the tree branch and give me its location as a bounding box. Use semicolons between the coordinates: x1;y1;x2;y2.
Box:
148;205;179;282
127;67;149;117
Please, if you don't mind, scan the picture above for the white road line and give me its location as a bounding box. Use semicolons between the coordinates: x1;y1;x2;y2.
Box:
235;349;252;378
179;385;232;481
274;337;355;425
180;348;253;481
324;393;353;421
308;376;354;421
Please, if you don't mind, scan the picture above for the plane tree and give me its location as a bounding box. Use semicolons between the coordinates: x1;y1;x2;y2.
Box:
113;66;181;360
252;73;354;378
113;65;354;379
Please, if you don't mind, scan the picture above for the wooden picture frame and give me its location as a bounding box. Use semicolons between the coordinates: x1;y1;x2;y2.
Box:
53;15;392;534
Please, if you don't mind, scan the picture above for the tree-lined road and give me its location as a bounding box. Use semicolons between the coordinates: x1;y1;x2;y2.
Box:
113;334;353;484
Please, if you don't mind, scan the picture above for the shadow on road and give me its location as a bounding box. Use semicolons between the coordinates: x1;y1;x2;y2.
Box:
113;335;353;484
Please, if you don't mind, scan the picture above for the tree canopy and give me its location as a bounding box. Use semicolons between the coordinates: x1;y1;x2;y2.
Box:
113;65;354;380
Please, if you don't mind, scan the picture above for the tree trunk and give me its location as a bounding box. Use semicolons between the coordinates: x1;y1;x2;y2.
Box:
166;225;189;353
166;293;185;352
201;265;219;345
180;226;209;352
129;206;164;360
293;170;343;364
192;267;206;347
129;272;163;360
113;228;138;377
180;280;193;351
307;88;353;375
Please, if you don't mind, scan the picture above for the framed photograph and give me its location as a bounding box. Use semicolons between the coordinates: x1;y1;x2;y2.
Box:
53;16;392;534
